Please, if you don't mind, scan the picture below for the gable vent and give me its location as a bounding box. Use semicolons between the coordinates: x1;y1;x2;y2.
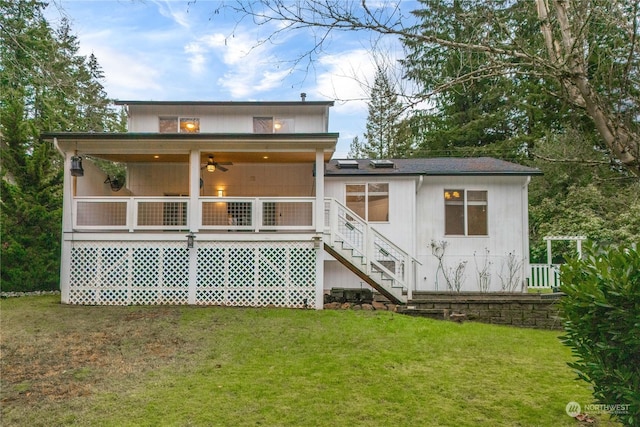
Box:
337;159;359;169
370;159;394;168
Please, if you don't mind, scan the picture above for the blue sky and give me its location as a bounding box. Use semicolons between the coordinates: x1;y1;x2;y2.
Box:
46;0;415;158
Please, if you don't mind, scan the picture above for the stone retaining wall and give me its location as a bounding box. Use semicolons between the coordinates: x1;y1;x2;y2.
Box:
398;292;564;330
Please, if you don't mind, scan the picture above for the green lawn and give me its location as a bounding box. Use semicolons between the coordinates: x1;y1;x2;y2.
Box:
1;296;617;426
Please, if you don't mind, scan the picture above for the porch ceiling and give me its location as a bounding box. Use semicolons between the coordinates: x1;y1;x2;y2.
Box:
46;132;338;163
94;151;332;163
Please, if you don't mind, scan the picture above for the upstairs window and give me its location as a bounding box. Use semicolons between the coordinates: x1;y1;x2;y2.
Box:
159;117;200;133
444;189;488;236
180;118;200;133
159;117;178;133
253;117;273;133
346;183;389;222
253;117;294;133
274;118;294;133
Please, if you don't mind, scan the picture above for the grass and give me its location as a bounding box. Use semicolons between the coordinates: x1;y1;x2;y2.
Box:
0;296;618;427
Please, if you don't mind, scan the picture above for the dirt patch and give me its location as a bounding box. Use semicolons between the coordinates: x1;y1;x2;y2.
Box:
1;304;187;404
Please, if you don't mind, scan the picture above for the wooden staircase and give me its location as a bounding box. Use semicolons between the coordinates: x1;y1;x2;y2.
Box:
323;198;419;305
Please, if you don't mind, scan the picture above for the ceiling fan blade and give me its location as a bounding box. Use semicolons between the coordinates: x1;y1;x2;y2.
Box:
217;162;233;165
216;164;229;172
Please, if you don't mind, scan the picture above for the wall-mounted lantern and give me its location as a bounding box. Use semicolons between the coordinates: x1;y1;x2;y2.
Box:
70;156;84;177
217;189;224;197
186;232;196;249
312;235;322;249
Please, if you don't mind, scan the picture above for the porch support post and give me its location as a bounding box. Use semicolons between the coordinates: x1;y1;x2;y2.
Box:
188;150;200;304
60;147;74;303
189;150;200;232
314;149;325;309
188;244;198;305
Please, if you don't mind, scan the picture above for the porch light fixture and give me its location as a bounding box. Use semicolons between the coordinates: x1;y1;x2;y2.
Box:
312;235;322;249
186;232;196;249
207;156;216;172
217;189;224;197
70;155;84;177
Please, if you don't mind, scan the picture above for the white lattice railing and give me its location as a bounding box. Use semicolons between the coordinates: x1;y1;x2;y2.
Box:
200;197;314;231
323;198;417;302
74;197;190;231
73;196;315;232
529;263;561;289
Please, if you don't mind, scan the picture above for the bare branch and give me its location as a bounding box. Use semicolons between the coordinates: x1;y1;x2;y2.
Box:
223;0;640;175
531;151;614;166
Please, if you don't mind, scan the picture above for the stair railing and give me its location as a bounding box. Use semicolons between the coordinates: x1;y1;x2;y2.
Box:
324;198;419;300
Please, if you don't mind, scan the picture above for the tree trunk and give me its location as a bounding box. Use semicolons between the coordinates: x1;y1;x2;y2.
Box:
535;0;640;176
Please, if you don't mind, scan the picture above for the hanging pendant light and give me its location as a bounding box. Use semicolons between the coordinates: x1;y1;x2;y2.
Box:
70;155;84;177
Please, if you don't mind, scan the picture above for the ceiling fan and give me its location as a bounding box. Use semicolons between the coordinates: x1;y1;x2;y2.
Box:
202;155;232;172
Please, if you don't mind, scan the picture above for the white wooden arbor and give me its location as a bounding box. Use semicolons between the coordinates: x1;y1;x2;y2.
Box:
544;235;587;264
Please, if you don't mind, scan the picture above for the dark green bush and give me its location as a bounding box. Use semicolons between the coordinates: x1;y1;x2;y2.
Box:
559;243;640;426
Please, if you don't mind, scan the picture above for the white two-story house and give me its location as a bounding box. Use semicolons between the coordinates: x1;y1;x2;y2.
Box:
43;99;541;308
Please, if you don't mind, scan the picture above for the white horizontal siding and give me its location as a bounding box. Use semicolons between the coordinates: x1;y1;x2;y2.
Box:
415;175;530;292
127;105;328;133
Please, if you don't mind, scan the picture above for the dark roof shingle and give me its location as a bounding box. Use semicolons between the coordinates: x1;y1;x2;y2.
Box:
326;157;542;176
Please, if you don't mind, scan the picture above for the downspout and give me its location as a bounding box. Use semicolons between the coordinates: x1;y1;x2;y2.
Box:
410;175;425;298
522;176;531;292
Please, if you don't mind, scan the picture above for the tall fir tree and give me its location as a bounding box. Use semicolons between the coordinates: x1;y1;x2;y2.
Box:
361;66;409;159
0;0;120;291
401;0;564;160
347;135;364;159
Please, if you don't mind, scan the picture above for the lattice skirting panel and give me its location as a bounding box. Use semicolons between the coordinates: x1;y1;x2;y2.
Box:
68;241;317;308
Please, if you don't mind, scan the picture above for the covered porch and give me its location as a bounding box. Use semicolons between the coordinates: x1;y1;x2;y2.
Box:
50;133;337;308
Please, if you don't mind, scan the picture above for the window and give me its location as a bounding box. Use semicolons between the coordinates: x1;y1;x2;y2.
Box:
444;189;488;236
179;118;199;133
159;117;178;133
273;118;294;133
253;117;273;133
346;183;389;222
159;117;200;133
253;117;294;133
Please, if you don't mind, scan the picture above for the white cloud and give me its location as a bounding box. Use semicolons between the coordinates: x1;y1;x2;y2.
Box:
152;0;191;29
184;41;206;74
313;49;378;115
182;29;295;98
78;41;162;98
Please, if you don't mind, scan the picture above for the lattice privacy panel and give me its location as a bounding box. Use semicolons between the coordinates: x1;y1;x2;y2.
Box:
196;242;316;308
69;240;316;308
70;242;189;305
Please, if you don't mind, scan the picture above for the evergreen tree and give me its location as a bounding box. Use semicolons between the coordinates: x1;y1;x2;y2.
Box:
0;0;120;291
362;66;408;159
401;0;572;160
347;135;365;159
